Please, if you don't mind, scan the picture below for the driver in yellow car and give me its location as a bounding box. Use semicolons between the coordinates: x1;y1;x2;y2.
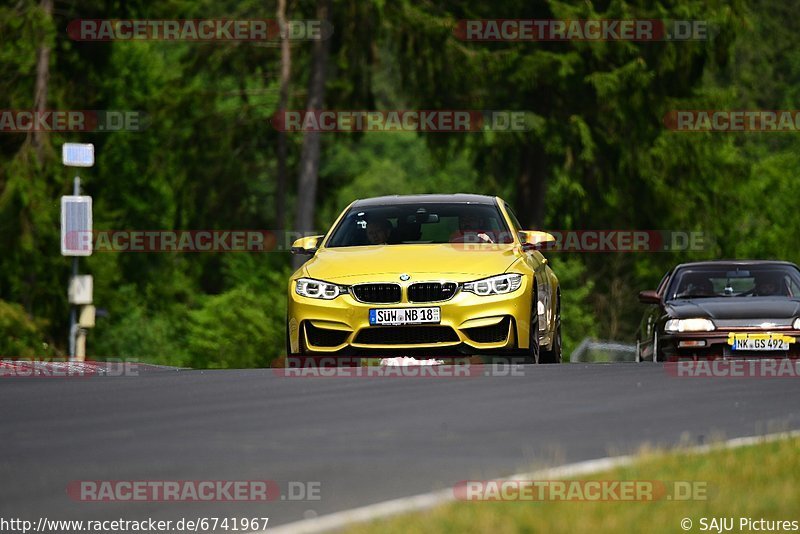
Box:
366;218;392;245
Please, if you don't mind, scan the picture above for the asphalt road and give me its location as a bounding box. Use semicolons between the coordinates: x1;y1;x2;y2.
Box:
2;363;798;531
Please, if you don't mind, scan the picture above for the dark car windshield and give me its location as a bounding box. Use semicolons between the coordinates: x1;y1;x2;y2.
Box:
665;264;800;300
325;202;513;248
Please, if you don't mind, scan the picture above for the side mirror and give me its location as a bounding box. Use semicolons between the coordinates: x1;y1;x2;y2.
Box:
638;290;661;305
519;230;557;251
291;235;323;255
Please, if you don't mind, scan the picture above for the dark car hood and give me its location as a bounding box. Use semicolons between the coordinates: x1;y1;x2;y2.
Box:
666;298;800;320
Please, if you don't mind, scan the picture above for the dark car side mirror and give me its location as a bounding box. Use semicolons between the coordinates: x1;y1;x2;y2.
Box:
638;290;661;305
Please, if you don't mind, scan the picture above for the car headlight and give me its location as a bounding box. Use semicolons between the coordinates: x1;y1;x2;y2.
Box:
664;318;716;333
462;274;523;296
793;318;800;330
295;278;348;300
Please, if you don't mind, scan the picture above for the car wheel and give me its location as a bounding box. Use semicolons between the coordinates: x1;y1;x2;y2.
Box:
538;304;562;364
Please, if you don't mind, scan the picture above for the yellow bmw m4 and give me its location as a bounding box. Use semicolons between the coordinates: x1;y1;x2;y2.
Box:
287;194;561;363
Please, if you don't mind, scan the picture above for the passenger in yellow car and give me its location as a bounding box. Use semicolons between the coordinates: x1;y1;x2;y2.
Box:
450;213;494;244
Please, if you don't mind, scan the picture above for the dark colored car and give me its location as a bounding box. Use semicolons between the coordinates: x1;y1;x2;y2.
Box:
637;260;800;361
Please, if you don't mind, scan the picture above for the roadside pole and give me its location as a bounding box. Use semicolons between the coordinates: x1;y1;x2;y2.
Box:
61;143;95;362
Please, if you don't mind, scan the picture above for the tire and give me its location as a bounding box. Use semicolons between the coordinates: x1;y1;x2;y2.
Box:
539;305;562;364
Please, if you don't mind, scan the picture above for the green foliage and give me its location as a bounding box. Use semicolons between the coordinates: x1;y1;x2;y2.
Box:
90;296;191;367
185;281;287;369
0;299;51;357
318;133;481;226
553;257;598;358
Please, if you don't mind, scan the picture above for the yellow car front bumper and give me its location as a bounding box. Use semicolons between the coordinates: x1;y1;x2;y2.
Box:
287;279;535;355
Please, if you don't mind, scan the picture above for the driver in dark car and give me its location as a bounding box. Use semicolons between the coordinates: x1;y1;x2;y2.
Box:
677;275;715;297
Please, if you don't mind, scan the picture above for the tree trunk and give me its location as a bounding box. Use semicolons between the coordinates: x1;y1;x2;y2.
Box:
32;0;53;165
292;0;331;269
517;142;548;229
275;0;292;231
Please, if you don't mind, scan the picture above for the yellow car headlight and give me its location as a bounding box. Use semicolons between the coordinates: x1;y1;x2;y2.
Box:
664;318;716;333
462;274;523;296
295;278;348;300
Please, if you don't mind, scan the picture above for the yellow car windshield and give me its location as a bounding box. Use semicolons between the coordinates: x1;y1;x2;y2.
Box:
326;203;513;247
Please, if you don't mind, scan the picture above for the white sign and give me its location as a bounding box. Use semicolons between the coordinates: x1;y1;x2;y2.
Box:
68;275;93;305
62;143;95;167
61;196;93;256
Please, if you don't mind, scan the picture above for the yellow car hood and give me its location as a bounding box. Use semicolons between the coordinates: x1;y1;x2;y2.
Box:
304;244;521;283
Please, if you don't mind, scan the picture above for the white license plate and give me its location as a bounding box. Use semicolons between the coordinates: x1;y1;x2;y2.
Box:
730;335;790;351
369;307;440;326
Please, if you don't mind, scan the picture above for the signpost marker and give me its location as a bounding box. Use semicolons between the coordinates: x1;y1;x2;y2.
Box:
61;143;95;361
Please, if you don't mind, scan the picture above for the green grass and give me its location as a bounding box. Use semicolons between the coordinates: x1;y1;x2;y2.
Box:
347;436;800;533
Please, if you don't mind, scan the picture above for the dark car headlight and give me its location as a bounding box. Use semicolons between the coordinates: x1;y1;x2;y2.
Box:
462;274;523;296
664;318;716;333
295;278;348;300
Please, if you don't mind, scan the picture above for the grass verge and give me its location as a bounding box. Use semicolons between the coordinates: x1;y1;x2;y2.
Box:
347;436;800;533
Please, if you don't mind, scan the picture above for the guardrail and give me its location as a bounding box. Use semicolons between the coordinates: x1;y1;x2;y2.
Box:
570;338;637;363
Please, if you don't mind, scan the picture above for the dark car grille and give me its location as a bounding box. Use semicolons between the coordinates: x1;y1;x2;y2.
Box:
354;326;459;345
351;283;402;303
407;282;458;303
463;317;511;344
305;323;350;347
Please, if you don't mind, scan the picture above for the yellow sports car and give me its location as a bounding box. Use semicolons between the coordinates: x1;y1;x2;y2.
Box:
287;194;561;363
